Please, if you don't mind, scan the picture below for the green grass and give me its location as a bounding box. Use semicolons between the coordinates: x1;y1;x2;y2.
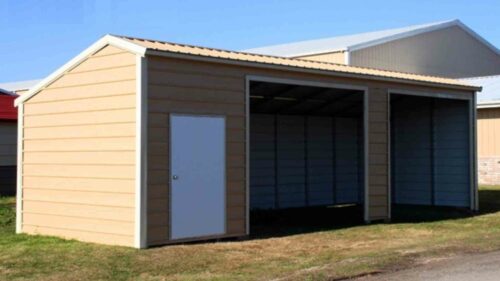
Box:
1;187;500;280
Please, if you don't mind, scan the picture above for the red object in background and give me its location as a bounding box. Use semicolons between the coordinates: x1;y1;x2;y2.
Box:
0;94;18;120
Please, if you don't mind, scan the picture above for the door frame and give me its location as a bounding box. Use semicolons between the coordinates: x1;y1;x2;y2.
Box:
387;88;477;211
245;75;369;233
168;113;227;240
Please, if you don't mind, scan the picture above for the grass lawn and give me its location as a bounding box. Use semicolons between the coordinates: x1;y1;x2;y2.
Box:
1;186;500;280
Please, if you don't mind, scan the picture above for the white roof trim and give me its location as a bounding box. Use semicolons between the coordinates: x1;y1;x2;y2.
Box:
478;101;500;109
289;48;347;58
347;20;452;51
15;35;147;106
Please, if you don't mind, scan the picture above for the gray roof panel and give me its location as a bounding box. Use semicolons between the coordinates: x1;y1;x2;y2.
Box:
244;20;499;58
461;75;500;104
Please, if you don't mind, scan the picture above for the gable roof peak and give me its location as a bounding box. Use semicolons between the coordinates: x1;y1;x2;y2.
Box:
243;19;498;57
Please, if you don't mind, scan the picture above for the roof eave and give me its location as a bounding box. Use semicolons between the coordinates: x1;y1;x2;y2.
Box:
144;49;480;92
478;101;500;109
287;48;348;58
14;35;147;106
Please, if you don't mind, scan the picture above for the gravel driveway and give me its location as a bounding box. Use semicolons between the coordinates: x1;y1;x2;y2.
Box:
354;251;500;281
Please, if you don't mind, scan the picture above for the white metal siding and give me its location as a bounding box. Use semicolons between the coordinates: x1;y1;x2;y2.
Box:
351;26;500;78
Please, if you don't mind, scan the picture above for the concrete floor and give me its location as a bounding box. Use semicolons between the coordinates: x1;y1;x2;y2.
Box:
355;251;500;281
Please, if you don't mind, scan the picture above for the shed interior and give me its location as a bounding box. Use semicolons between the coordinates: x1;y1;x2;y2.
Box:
390;94;471;207
249;81;365;213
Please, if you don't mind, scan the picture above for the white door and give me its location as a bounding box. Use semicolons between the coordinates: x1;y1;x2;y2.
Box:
170;114;226;240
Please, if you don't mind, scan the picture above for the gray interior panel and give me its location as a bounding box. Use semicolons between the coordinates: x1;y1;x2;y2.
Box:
391;96;470;207
306;117;335;206
250;114;363;210
250;115;276;209
335;118;360;203
277;115;307;208
433;99;470;207
392;98;432;205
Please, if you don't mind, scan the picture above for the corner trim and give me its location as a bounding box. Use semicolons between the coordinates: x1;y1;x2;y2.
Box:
471;93;479;211
364;88;370;223
134;55;148;248
244;77;250;235
344;51;351;65
15;104;23;233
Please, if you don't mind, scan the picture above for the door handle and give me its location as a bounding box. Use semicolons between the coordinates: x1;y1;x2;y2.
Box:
172;175;179;180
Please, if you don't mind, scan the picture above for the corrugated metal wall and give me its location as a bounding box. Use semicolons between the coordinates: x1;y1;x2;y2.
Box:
478;108;500;156
250;114;362;209
0;121;17;196
391;96;470;207
351;26;500;78
391;98;432;205
433;99;470;206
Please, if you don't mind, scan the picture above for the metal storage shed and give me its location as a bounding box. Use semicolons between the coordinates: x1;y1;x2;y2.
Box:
15;35;480;248
0;90;18;196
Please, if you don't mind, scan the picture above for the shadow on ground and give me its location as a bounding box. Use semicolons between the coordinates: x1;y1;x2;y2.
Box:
249;188;500;239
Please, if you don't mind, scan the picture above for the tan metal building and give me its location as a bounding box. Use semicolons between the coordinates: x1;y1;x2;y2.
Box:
15;35;480;248
463;76;500;184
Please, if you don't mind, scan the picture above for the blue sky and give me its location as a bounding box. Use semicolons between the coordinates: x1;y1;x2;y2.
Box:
1;0;499;82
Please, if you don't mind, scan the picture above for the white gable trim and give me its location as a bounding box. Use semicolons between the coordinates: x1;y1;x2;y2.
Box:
349;20;500;55
14;35;147;106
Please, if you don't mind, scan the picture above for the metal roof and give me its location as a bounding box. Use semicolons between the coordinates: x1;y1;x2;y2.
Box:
461;75;500;107
243;20;500;57
0;88;14;95
119;35;478;89
16;34;480;106
0;79;42;93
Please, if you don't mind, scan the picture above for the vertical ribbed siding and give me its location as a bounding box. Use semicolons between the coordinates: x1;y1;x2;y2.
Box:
478;108;500;156
0;121;17;195
0;121;17;166
249;114;363;209
392;97;433;205
391;96;470;207
351;26;500;78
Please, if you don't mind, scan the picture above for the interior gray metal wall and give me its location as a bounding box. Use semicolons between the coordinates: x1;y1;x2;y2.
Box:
250;114;363;210
391;95;470;207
